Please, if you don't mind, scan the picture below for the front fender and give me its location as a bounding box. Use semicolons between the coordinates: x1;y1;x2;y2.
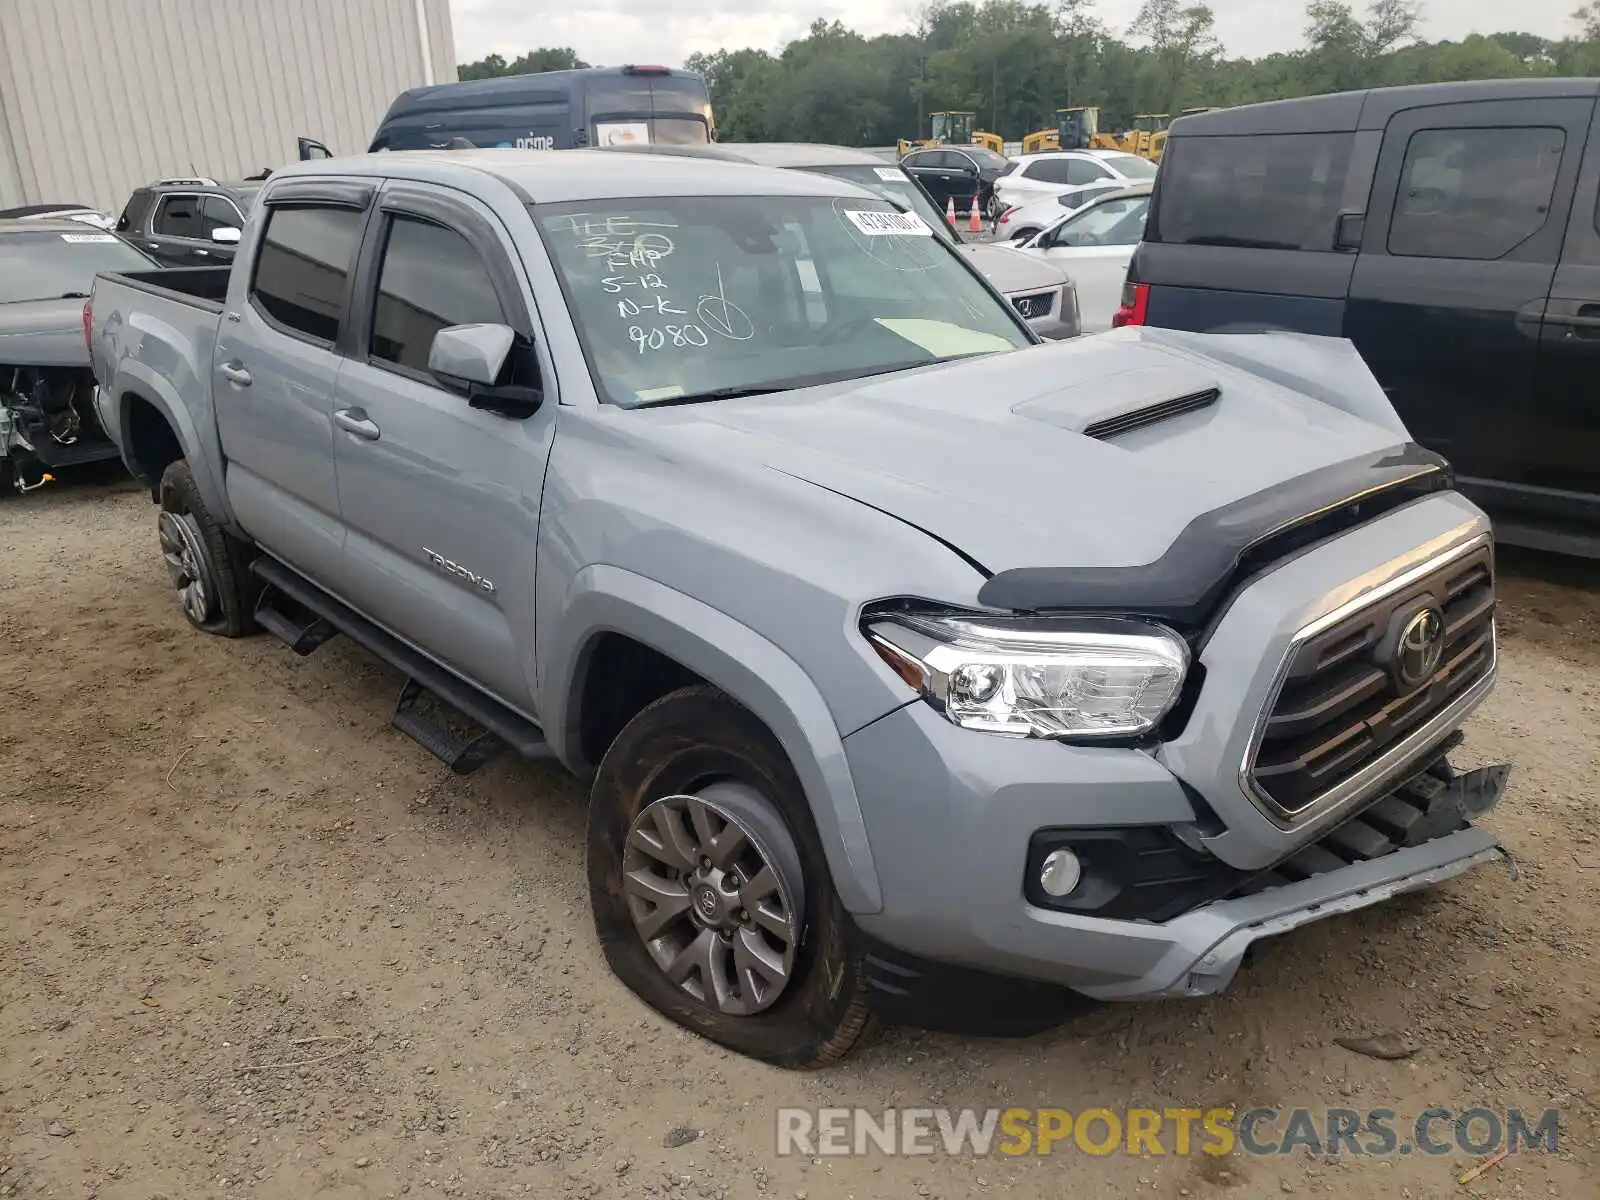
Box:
544;564;884;915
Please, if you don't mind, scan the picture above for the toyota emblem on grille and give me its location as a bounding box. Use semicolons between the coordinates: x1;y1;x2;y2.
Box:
1394;606;1445;691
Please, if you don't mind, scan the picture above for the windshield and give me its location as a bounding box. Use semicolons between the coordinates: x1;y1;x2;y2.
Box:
800;164;957;242
0;232;154;304
1052;195;1150;247
536;195;1031;408
1102;153;1159;180
966;147;1008;172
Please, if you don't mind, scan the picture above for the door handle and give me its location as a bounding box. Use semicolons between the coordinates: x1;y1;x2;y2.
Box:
333;407;381;440
219;362;252;387
193;248;208;257
1543;300;1600;338
147;242;160;249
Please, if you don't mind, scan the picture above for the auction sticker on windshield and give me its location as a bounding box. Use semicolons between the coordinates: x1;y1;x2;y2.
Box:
61;233;118;243
874;167;909;181
842;209;932;237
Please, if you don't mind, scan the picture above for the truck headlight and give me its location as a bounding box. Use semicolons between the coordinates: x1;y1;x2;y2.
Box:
864;612;1189;740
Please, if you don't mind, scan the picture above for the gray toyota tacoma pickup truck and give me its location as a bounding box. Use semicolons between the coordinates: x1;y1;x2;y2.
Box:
88;150;1509;1068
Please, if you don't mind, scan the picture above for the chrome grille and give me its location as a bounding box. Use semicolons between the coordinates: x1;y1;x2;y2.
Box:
1247;541;1496;821
1011;291;1053;320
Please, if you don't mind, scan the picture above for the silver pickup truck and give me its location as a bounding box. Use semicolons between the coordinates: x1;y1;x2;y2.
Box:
88;150;1509;1067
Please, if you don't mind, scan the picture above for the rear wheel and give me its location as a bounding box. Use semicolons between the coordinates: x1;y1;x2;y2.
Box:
587;686;875;1068
157;459;258;637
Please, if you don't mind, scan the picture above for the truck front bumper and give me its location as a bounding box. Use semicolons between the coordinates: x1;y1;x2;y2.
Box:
844;697;1508;1003
1065;828;1503;1000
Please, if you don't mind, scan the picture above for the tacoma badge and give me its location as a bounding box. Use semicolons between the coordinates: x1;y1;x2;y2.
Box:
421;547;496;594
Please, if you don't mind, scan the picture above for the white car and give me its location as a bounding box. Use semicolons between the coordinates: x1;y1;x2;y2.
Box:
0;203;115;230
994;191;1084;244
993;149;1157;217
1013;183;1152;333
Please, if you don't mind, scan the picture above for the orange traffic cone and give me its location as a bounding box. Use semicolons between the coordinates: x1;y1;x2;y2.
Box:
944;195;956;226
968;196;984;233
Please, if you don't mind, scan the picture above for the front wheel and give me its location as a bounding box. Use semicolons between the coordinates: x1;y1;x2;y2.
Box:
586;685;875;1068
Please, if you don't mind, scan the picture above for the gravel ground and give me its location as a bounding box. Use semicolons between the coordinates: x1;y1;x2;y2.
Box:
2;476;1596;1200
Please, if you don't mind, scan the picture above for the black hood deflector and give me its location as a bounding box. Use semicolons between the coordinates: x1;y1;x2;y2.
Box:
976;443;1454;628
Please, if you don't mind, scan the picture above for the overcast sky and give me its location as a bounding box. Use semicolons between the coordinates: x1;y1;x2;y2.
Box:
450;0;1585;70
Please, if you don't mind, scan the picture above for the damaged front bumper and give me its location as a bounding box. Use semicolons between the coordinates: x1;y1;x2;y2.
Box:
1077;821;1506;1000
3;366;120;488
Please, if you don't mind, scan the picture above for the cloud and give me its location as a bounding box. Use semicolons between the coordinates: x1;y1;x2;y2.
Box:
450;0;1583;70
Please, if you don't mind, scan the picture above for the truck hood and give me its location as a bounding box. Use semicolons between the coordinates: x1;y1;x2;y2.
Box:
956;243;1069;295
0;297;88;366
675;326;1419;578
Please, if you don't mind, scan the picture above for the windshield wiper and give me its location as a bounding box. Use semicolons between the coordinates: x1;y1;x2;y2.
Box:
57;291;92;299
632;384;788;409
628;360;950;409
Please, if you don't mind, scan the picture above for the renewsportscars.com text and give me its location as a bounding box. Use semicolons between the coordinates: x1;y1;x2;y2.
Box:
775;1106;1559;1158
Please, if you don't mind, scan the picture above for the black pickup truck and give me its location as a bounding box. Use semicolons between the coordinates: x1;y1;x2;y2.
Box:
1120;78;1600;557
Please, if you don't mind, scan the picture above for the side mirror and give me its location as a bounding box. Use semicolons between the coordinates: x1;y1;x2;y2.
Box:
428;323;542;419
211;227;241;244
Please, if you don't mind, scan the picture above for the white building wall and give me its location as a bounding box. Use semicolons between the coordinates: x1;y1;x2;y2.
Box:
0;0;456;212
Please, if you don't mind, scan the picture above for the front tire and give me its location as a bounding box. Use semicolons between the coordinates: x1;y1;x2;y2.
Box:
587;685;875;1068
157;459;258;637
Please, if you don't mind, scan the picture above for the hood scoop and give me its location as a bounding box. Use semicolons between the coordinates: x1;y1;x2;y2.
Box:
1012;361;1221;441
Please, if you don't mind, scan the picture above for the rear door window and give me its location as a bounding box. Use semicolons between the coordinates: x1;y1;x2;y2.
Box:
1024;158;1072;184
1388;126;1565;260
1151;132;1354;251
153;195;203;240
1065;158;1111;186
250;204;365;343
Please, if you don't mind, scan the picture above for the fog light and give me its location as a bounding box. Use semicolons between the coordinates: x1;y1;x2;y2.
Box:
1038;848;1082;898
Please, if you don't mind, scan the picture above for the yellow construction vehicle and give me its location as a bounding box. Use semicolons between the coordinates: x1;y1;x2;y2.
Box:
1119;113;1170;158
1021;106;1123;155
1149;108;1222;161
897;111;1005;158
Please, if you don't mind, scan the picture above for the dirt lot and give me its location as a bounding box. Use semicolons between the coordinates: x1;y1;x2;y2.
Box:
2;477;1596;1200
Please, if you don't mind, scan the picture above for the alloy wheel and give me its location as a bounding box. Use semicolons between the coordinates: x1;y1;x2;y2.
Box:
621;781;805;1017
158;509;216;625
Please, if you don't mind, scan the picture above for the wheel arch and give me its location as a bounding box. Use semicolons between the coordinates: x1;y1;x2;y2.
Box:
111;365;230;523
544;564;884;914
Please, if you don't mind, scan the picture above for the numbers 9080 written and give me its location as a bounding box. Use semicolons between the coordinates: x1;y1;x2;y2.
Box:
629;324;710;353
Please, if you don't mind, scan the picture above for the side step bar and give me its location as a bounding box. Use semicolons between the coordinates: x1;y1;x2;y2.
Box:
250;556;553;771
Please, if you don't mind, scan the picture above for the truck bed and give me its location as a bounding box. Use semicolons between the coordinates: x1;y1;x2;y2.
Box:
96;266;231;311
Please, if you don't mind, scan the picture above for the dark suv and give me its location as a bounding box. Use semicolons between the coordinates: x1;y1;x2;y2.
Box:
114;178;262;268
1120;78;1600;557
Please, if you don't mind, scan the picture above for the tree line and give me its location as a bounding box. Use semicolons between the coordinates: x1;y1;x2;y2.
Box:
457;1;1600;146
